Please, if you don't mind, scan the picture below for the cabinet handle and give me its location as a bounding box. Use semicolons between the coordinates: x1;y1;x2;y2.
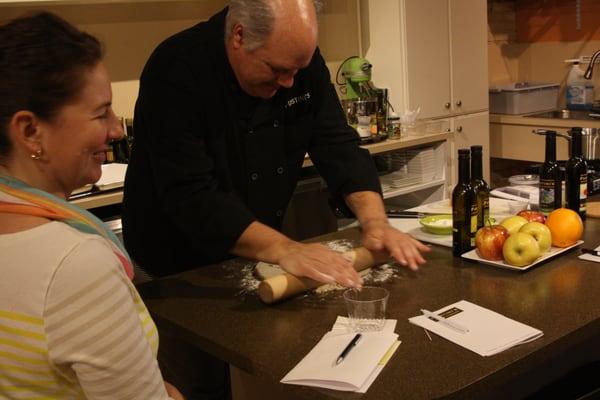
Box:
444;102;451;109
457;126;463;133
456;100;462;107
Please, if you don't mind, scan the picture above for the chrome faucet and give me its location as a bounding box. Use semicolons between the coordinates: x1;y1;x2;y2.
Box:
584;49;600;79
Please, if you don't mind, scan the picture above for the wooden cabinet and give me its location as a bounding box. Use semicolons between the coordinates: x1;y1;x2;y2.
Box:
449;0;489;116
361;0;489;196
362;0;488;119
449;112;490;186
403;0;451;119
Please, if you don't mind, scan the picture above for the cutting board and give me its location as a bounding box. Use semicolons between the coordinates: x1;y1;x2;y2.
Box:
388;218;452;247
393;197;525;248
406;197;517;218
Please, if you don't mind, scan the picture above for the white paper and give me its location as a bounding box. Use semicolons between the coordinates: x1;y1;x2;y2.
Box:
95;163;128;190
409;300;543;356
330;316;397;334
578;245;600;263
281;318;399;392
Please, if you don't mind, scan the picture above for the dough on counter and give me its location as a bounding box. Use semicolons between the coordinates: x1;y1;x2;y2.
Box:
253;239;371;292
255;262;286;280
254;261;372;294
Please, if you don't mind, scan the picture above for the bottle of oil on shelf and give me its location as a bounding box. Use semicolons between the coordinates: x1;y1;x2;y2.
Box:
453;149;478;257
470;145;489;230
565;127;587;220
539;131;562;216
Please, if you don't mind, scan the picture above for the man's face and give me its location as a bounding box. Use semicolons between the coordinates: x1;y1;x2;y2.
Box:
228;20;317;99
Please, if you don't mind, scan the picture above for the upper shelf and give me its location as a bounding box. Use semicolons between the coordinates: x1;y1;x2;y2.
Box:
302;131;451;168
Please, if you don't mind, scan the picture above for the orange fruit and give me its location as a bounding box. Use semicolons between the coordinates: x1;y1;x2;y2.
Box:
545;208;583;248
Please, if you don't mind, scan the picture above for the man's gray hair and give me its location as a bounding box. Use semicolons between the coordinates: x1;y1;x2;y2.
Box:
225;0;323;51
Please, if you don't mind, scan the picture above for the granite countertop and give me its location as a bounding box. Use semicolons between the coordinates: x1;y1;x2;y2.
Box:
139;220;600;400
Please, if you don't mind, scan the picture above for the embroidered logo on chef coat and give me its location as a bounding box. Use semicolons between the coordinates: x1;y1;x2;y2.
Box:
285;92;311;108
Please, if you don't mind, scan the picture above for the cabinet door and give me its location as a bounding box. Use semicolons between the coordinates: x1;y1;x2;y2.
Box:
450;112;490;186
404;0;451;119
449;0;489;114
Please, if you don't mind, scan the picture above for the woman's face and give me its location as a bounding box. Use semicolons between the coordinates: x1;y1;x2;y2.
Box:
39;62;123;196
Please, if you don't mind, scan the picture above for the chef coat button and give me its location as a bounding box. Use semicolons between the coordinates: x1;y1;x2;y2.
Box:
273;120;279;128
276;209;283;217
250;173;259;181
276;166;284;174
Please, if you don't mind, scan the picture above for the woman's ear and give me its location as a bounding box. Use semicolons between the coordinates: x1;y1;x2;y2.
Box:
8;110;43;155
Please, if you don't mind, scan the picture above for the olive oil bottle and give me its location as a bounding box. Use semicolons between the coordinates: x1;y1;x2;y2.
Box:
539;131;562;216
565;127;588;220
470;145;489;230
453;149;478;256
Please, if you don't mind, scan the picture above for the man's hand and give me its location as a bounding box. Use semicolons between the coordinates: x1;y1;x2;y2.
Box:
344;191;430;271
233;221;362;287
276;241;363;288
361;218;430;271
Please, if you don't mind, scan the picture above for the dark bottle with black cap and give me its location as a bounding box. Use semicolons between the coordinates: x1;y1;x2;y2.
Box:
539;131;562;216
565;127;587;220
453;149;478;256
470;145;489;230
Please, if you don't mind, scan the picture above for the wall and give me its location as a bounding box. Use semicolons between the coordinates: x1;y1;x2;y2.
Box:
488;0;600;106
1;0;361;117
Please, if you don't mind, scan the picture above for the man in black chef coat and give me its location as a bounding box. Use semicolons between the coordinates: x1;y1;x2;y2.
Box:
123;0;429;285
123;0;430;397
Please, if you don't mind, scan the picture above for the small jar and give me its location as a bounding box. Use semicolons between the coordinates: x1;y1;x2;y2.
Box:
387;112;401;140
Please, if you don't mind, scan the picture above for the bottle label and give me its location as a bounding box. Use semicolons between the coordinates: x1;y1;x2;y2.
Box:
539;178;556;215
580;174;588;212
567;85;586;105
470;203;478;247
482;196;490;225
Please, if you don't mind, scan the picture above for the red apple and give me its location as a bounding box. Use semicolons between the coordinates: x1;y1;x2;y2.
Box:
517;210;546;223
475;225;510;261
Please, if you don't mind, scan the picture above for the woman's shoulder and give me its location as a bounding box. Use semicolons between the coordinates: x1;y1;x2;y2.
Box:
0;212;51;234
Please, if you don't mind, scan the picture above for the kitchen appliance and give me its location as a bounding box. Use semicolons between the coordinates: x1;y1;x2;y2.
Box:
337;56;389;137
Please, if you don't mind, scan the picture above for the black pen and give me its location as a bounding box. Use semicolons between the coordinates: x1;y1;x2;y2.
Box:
581;248;600;257
335;333;362;365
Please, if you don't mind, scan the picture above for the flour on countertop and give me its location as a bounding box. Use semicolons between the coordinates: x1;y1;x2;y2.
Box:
235;238;398;296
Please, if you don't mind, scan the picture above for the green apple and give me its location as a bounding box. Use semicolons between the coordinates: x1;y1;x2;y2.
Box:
500;215;528;235
502;232;541;266
519;222;552;253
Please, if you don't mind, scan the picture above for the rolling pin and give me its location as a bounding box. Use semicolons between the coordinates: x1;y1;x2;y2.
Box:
257;247;389;304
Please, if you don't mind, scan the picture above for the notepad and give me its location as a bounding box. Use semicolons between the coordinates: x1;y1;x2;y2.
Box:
409;300;543;356
281;318;400;393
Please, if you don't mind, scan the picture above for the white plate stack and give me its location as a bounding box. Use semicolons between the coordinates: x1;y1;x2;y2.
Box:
406;146;436;182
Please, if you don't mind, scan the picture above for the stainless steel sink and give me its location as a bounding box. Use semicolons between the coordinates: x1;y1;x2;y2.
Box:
524;109;600;120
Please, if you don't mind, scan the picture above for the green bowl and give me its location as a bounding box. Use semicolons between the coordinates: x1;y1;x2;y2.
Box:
419;214;453;235
418;215;496;235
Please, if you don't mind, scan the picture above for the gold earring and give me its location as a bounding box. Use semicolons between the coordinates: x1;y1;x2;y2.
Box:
30;149;43;160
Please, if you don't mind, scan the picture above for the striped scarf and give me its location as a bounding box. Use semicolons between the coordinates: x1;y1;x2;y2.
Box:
0;174;134;280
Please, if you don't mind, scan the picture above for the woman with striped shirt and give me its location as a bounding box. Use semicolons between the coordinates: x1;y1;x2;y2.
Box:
0;12;183;399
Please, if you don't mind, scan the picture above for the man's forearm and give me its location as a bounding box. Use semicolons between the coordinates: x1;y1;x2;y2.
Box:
231;221;295;263
344;190;388;227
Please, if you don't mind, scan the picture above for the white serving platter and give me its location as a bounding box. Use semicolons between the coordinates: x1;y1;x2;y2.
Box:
461;240;584;271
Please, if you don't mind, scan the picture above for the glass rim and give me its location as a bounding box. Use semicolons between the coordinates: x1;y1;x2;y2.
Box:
343;286;389;303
